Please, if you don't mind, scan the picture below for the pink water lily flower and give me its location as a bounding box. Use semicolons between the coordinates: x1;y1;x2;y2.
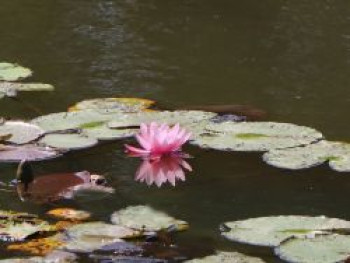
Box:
125;122;191;158
135;154;192;187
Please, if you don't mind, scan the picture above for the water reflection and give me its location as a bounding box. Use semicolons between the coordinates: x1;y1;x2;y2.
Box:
134;154;192;187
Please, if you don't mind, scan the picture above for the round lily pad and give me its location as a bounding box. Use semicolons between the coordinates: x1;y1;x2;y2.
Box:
68;97;155;112
39;134;98;150
31;110;122;132
185;251;266;263
263;140;350;172
108;111;216;130
0;121;44;144
0;145;60;162
111;205;189;232
191;122;323;152
82;124;137;140
0;62;32;81
275;234;350;263
220;216;350;247
62;222;139;252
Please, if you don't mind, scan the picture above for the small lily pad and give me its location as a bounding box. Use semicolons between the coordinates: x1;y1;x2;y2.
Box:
62;222;139;252
220;216;350;247
82;124;137;140
185;251;266;262
0;121;44;144
0;62;32;81
68;97;155;112
191;122;323;152
47;208;91;221
0;145;60;162
263;140;350;172
39;134;98;150
275;234;350;263
111;205;189;232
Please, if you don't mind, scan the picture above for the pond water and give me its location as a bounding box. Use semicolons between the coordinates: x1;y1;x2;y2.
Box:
1;0;350;261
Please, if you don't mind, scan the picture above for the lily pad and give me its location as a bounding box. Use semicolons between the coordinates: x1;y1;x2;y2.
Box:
31;110;121;132
275;234;350;263
39;134;98;150
263;140;350;172
0;62;32;81
185;251;266;263
81;124;137;140
111;205;189;232
0;82;53;93
0;121;44;144
108;111;216;130
0;145;60;162
191;122;323;152
47;208;91;221
220;216;350;247
62;222;139;252
68;97;155;112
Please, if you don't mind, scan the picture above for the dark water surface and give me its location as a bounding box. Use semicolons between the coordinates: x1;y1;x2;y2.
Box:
1;1;350;261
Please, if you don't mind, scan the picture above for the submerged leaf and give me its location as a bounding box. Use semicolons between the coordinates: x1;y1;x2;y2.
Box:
111;205;189;232
185;251;266;263
220;216;350;247
0;62;32;81
275;234;350;263
191;122;322;152
263;140;350;172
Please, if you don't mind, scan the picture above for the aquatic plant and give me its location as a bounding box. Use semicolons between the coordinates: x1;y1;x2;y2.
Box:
125;122;191;159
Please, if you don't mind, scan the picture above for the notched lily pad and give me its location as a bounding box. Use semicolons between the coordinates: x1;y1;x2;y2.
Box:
39;134;98;150
0;62;32;81
68;97;155;113
185;251;266;262
220;216;350;247
275;234;350;263
0;121;44;144
191;122;322;152
111;205;189;233
263;140;350;172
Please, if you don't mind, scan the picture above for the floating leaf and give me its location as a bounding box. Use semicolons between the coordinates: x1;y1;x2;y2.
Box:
47;208;91;221
0;121;44;145
111;205;189;232
108;111;216;130
263;140;350;172
68;97;155;112
0;251;77;262
82;124;136;140
191;122;323;152
61;222;139;252
0;82;54;93
0;62;32;81
185;251;266;263
275;234;350;263
0;145;60;163
220;216;350;247
39;134;98;150
7;236;64;256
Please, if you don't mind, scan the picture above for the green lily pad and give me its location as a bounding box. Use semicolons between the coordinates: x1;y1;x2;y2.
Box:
191;122;323;152
108;111;216;130
0;145;60;162
0;62;32;81
81;124;137;140
275;234;350;263
185;251;266;263
39;134;98;150
62;222;139;252
68;97;155;112
31;110;122;132
0;121;44;144
111;205;189;232
220;216;350;247
263;140;350;172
